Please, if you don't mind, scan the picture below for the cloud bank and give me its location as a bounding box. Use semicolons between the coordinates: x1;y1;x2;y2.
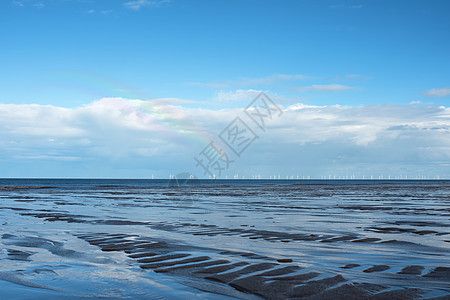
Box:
0;98;449;178
296;84;356;92
123;0;169;10
424;87;450;98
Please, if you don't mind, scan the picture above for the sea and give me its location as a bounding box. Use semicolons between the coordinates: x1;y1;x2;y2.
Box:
1;179;449;299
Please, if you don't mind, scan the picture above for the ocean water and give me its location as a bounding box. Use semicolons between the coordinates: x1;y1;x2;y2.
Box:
1;179;449;299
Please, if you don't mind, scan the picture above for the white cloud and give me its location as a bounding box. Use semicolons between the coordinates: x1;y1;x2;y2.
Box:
213;89;263;102
423;87;450;98
187;74;313;89
150;97;200;104
238;74;314;85
12;0;24;6
0;98;449;178
296;84;355;92
11;0;45;7
185;82;230;89
330;74;369;81
14;155;80;161
211;89;301;106
123;0;169;10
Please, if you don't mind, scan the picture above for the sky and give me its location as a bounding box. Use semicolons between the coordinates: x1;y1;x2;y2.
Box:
0;0;449;178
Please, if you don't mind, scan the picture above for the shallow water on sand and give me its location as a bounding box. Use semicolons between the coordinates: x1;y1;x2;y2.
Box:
1;179;449;299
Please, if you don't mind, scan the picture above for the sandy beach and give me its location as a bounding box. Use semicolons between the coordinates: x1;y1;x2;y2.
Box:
1;179;449;299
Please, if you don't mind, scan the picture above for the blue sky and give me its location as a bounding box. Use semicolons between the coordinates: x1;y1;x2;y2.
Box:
0;0;449;178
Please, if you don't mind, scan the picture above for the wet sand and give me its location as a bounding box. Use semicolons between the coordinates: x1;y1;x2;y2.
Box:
0;180;449;299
